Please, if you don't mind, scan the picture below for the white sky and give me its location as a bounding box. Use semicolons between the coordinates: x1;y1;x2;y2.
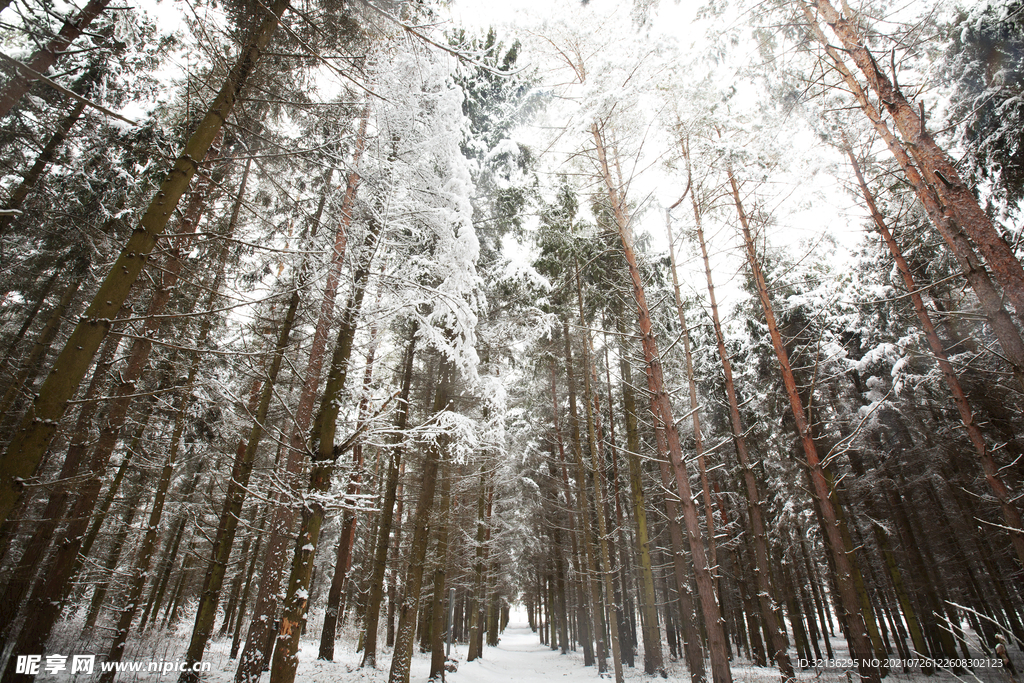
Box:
85;0;876;324
443;0;872;322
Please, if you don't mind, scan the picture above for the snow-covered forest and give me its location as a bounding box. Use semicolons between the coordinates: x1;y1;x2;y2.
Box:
0;0;1021;682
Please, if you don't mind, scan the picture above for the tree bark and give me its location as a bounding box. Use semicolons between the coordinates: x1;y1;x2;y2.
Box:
467;466;490;662
561;322;608;673
0;130;223;654
230;508;268;658
618;343;664;675
236;113;369;682
99;436;207;680
0;263;86;417
429;463;452;680
664;208;718;581
572;262;624;683
799;2;1024;392
180;284;300;681
808;0;1024;329
0;0;111;117
550;363;595;665
82;473;146;634
0;361;173;682
139;513;187;633
177;153;292;680
0;98;86;236
319;324;381;660
686;190;795;681
271;203;385;682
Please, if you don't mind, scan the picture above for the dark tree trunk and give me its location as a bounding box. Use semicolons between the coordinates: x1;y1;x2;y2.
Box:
387;356;452;683
360;326;418;668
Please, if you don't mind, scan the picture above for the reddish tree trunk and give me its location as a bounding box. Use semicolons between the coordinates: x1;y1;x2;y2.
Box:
593;121;731;683
809;0;1024;328
799;2;1024;391
0;0;111;117
727;167;879;683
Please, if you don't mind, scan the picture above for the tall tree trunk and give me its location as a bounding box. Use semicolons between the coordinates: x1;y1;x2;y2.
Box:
180;286;300;680
163;528;200;629
0;0;291;526
684;187;795;681
573;264;624;683
177;153;293;681
0;282;121;638
561;323;608;673
735;542;768;666
780;559;813;664
99;450;205;681
549;486;571;655
600;348;636;670
799;536;836;657
230;508;268;658
72;392;159;580
0;360;173;682
236;114;369;682
82;471;146;634
0;253;121;569
319;324;380;660
794;552;825;662
618;343;664;675
139;513;187;633
593;121;730;683
799;1;1024;391
551;364;595;665
467;466;490;662
0;98;86;236
0;263;86;417
360;327;417;668
388;357;452;683
664;208;718;581
429;464;452;680
808;0;1024;328
272;206;384;682
0;264;63;371
0;130;224;657
727;167;879;683
475;488;494;657
640;252;709;682
220;516;254;636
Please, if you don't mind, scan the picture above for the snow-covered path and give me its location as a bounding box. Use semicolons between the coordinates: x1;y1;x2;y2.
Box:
449;623;1017;683
449;624;581;683
86;615;1015;683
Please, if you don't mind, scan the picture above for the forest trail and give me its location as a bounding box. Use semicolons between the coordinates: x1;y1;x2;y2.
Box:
450;623;580;683
450;624;1020;683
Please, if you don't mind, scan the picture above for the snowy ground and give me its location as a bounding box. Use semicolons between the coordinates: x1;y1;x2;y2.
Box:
445;624;1020;683
189;621;1017;683
37;616;1020;682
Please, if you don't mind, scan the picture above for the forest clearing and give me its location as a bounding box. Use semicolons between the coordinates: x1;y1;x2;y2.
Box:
0;0;1021;681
